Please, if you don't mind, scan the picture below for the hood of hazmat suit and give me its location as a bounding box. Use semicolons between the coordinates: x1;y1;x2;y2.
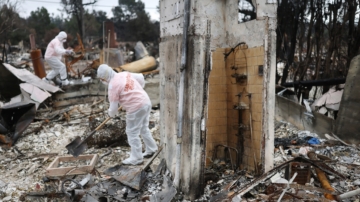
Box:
44;31;67;60
97;64;116;84
56;31;67;43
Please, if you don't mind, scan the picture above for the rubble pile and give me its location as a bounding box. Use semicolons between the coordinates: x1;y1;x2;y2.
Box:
193;121;360;201
1;98;360;202
0;36;163;201
0;102;163;201
272;122;360;200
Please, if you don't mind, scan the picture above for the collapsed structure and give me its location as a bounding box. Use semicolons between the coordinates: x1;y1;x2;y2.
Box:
160;0;360;201
159;0;276;199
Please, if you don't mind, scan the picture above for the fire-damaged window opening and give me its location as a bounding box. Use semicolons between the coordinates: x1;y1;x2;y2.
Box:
238;0;257;23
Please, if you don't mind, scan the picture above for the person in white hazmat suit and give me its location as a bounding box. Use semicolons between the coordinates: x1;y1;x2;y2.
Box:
43;31;74;86
97;64;158;165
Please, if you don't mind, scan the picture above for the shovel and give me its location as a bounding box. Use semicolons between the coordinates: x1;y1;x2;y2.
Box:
66;106;123;157
104;145;163;190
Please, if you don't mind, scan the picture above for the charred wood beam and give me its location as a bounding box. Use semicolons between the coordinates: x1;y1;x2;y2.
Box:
307;151;337;200
281;78;346;87
210;156;345;202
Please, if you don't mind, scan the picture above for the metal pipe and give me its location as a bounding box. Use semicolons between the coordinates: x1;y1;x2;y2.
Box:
29;34;36;50
281;78;346;87
71;189;85;198
29;34;46;78
174;0;191;189
235;94;244;169
213;144;239;169
30;49;46;78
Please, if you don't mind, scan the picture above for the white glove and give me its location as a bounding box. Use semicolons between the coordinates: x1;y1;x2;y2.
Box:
108;109;118;118
65;50;74;55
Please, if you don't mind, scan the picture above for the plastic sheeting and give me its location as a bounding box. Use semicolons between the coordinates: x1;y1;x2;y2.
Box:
312;87;343;111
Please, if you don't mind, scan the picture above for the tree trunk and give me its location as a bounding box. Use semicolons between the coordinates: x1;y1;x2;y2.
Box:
80;0;85;41
281;2;301;85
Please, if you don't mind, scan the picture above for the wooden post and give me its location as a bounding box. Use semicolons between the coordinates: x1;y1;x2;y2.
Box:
29;34;36;50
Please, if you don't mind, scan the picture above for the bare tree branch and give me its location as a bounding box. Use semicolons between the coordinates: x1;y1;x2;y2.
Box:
60;0;97;40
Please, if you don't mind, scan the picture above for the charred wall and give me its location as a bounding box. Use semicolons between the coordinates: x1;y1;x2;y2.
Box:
160;0;277;199
159;35;207;199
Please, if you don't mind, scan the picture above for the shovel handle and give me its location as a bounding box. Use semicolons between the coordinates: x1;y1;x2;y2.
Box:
95;106;123;131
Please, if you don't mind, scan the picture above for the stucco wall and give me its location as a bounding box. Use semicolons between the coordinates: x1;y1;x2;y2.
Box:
159;35;207;199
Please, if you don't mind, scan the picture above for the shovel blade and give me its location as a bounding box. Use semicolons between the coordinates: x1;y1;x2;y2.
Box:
65;136;88;157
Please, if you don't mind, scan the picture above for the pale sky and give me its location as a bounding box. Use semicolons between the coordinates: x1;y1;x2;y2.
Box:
19;0;160;21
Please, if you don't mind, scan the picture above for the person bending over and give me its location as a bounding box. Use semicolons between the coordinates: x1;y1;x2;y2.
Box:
97;64;158;165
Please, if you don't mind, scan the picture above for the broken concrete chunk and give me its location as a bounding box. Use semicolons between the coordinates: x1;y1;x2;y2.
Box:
231;195;242;202
2;196;12;201
270;172;282;183
353;180;360;186
342;156;354;164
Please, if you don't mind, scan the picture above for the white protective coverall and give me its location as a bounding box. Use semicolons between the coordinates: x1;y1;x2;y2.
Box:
97;64;158;165
44;31;73;85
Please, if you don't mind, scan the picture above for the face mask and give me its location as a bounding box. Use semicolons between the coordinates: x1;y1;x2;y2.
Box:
62;39;66;43
101;81;108;85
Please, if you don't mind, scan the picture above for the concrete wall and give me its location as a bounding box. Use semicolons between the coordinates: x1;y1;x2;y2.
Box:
275;95;335;137
335;55;360;144
159;35;207;199
160;0;277;199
